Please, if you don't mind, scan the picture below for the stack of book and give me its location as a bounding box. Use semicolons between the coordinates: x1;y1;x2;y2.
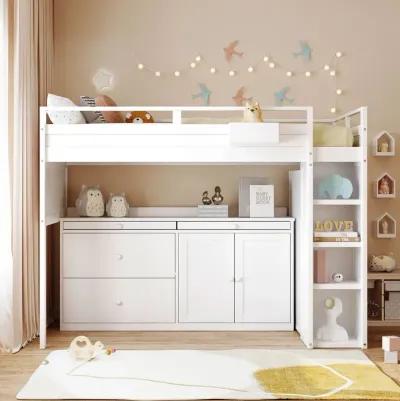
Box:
313;231;360;242
197;205;228;218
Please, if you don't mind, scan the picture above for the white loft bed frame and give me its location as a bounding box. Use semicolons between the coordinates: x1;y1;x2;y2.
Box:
39;106;367;350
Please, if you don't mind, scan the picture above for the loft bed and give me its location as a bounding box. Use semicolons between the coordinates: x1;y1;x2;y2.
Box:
39;106;367;350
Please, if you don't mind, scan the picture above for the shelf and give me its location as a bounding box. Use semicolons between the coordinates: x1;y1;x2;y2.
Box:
313;199;361;205
313;147;361;162
313;241;362;248
314;281;361;290
368;271;400;280
368;320;400;326
314;338;361;348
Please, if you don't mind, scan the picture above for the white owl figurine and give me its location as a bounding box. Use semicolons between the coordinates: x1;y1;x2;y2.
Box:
106;193;129;217
75;185;105;217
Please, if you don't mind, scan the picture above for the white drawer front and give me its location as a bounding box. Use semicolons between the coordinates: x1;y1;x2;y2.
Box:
63;220;176;230
63;279;175;323
177;221;291;230
63;233;175;278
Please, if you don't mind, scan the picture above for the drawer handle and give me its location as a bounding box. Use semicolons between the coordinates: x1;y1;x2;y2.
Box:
116;301;123;306
116;254;124;261
116;223;124;229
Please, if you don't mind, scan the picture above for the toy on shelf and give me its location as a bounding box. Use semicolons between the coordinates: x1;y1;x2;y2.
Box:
382;336;400;364
317;174;353;199
75;185;105;217
125;111;154;123
243;100;263;122
376;173;395;198
201;190;212;205
376;213;397;238
369;254;396;272
331;272;344;283
317;297;349;342
106;193;129;218
374;131;395;156
212;186;224;205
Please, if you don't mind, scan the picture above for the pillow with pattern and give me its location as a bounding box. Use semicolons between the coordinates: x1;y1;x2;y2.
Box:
80;96;106;123
47;94;86;124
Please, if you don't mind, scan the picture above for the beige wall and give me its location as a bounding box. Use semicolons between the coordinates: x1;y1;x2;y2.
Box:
54;0;400;258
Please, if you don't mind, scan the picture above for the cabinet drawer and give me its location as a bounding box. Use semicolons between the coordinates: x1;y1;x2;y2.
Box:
63;278;175;323
63;220;176;230
63;233;175;278
177;221;291;230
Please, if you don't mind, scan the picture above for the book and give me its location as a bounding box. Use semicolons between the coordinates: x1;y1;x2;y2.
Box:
313;236;360;242
314;231;359;238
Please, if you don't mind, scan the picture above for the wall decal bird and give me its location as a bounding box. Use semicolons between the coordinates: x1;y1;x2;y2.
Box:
293;41;312;61
192;83;212;105
274;87;294;105
232;86;250;106
224;40;244;62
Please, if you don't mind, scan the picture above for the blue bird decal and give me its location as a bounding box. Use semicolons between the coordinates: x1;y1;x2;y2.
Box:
293;41;312;61
192;83;212;106
274;87;294;105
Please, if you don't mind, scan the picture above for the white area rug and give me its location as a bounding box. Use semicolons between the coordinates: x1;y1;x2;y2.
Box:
17;349;400;400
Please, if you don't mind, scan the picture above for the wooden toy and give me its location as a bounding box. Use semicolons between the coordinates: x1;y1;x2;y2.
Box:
382;336;400;364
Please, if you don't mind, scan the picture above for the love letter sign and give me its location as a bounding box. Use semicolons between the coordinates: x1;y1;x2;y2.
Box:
314;220;354;232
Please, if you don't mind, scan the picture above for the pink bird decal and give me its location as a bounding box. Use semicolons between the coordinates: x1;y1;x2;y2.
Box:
232;86;250;106
224;40;244;62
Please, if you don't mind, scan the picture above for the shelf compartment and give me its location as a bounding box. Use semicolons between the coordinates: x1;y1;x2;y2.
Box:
313;147;362;162
314;281;361;290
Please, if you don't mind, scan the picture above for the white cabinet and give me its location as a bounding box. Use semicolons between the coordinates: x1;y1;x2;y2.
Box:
178;233;234;322
235;234;292;323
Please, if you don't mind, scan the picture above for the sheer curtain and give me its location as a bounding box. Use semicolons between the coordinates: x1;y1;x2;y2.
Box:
0;0;53;353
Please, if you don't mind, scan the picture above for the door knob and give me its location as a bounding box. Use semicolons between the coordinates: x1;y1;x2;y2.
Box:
116;254;124;261
116;300;123;306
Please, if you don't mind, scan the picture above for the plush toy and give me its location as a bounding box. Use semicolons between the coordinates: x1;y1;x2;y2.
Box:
69;336;116;361
243;100;263;122
313;124;354;147
75;185;105;217
318;174;353;199
379;177;391;195
95;95;124;123
106;193;129;217
125;111;154;123
369;254;396;273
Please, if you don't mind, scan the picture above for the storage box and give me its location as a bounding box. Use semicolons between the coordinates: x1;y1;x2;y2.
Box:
384;281;400;320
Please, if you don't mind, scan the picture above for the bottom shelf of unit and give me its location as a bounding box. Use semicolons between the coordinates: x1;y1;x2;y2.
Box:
314;338;361;348
368;319;400;326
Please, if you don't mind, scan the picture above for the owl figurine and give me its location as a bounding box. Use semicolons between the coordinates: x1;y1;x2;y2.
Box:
106;193;129;217
75;185;105;217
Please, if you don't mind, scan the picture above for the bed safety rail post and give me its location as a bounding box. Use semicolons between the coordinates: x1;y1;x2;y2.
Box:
172;109;182;125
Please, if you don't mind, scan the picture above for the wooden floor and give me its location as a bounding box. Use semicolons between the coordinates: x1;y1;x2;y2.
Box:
1;327;400;401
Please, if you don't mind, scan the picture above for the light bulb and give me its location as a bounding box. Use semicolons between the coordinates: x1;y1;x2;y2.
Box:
330;70;336;76
263;56;269;62
286;71;293;77
324;64;330;71
336;88;343;95
228;70;236;77
190;62;196;69
210;67;216;74
137;63;144;70
247;66;254;73
330;107;337;113
336;51;342;58
305;71;311;77
195;55;201;62
268;62;275;69
155;71;161;77
174;71;181;77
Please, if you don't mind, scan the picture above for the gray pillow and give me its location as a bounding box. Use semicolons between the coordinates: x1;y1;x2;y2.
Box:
80;96;105;123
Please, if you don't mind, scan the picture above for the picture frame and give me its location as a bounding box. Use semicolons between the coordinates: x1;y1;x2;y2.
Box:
249;184;274;217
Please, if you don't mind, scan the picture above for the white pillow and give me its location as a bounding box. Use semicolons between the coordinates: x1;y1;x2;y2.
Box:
47;93;86;124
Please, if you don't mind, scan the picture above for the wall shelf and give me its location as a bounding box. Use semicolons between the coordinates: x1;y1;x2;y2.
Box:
373;131;395;156
376;212;397;238
375;173;396;198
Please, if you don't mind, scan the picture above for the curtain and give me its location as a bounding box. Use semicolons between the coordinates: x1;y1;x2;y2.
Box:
0;0;53;353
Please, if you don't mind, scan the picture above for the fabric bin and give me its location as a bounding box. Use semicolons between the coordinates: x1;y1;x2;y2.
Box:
384;281;400;320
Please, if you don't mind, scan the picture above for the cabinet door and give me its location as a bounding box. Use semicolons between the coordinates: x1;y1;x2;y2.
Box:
179;233;234;322
235;233;292;323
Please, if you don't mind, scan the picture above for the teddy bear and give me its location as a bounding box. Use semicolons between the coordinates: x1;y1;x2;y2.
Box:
125;111;154;123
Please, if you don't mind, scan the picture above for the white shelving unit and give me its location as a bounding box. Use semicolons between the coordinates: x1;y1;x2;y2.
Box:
312;108;368;349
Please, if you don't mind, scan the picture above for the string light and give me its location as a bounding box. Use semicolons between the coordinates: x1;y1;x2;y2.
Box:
195;55;201;62
174;70;181;77
330;107;337;113
336;89;343;95
305;71;312;77
268;62;275;69
137;63;144;70
210;67;216;74
155;71;161;77
190;62;196;69
286;71;293;77
263;56;269;62
228;70;236;77
329;70;336;77
324;64;330;71
247;66;254;73
335;51;343;58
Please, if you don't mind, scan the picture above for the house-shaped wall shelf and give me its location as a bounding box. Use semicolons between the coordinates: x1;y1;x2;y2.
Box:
376;212;397;238
374;131;395;156
376;172;396;198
